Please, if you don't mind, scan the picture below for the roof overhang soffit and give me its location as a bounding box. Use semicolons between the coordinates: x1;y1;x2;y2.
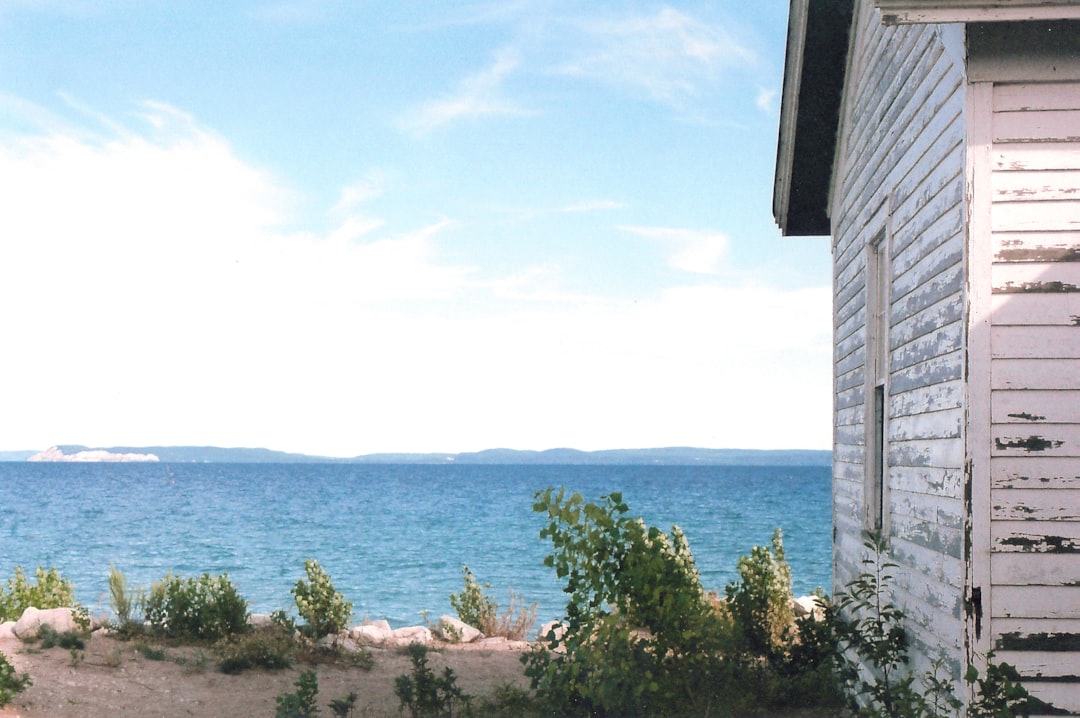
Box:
773;0;855;237
875;0;1080;24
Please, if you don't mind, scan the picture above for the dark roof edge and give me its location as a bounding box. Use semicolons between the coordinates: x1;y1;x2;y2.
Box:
773;0;855;237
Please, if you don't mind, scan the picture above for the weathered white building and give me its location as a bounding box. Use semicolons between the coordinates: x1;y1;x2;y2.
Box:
774;1;1080;713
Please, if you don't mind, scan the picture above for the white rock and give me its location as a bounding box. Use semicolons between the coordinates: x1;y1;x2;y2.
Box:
389;625;432;646
14;606;78;640
0;621;15;639
248;614;274;628
437;616;482;643
352;623;393;644
537;620;566;643
792;595;823;618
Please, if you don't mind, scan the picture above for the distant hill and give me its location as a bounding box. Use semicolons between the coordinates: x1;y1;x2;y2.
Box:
22;445;831;466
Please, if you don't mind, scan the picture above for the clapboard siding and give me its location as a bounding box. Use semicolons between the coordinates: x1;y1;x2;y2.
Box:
987;79;1080;710
829;6;968;689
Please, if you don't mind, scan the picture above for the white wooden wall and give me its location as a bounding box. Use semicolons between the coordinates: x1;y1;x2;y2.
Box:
831;1;969;684
982;79;1080;716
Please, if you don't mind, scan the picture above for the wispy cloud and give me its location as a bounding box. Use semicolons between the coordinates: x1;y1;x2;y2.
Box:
755;87;777;114
400;48;531;135
556;7;756;107
619;225;730;275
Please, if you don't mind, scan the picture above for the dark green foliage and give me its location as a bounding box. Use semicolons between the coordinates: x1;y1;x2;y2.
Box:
394;643;471;718
215;625;296;674
33;624;86;651
966;652;1043;717
0;566;79;621
327;691;358;718
0;652;31;707
276;670;320;718
144;572;250;641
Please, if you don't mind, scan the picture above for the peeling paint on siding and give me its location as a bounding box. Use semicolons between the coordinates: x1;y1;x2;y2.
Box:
994;436;1066;452
996;280;1080;293
999;533;1080;552
997;632;1080;652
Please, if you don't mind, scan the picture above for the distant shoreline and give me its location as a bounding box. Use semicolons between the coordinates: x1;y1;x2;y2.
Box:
1;445;831;466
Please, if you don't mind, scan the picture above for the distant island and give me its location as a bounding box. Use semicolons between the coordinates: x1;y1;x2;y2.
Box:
9;445;831;466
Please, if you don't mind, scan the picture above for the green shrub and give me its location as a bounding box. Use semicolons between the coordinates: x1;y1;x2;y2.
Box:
33;624;86;651
0;566;79;621
449;567;495;631
724;528;794;659
395;642;471;718
275;669;320;718
215;624;296;674
523;487;732;717
0;652;31;707
292;559;352;639
144;572;249;641
449;566;537;641
966;651;1044;717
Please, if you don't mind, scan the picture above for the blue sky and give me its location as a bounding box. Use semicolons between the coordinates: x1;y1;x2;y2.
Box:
0;1;831;457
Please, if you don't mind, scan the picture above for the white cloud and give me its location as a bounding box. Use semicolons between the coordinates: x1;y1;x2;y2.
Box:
558;7;756;107
619;225;730;274
401;48;531;135
0;96;830;456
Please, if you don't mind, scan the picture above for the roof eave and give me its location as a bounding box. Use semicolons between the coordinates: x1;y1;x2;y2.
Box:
773;0;855;237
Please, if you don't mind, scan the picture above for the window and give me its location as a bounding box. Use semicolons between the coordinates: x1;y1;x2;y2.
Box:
865;229;889;531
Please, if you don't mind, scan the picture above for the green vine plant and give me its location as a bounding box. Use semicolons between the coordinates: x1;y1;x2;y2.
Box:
966;650;1048;717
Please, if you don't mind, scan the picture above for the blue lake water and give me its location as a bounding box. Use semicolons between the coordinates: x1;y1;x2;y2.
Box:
0;462;831;629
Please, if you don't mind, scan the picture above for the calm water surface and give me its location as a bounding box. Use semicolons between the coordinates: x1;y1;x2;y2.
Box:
0;463;831;628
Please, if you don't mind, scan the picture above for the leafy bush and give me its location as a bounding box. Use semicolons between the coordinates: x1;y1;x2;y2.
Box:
275;669;320;718
0;652;31;707
0;566;79;621
449;567;495;632
33;624;86;651
523;487;732;717
144;572;249;641
215;624;296;674
724;528;794;659
449;566;537;641
293;559;352;639
395;642;471;718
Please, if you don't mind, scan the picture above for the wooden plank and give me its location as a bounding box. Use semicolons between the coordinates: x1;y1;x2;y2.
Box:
889;406;963;441
889;436;965;469
991;325;1080;359
992;231;1080;262
995;83;1080;113
993;358;1080;390
889;349;963;394
991;553;1080;586
992;262;1080;295
890;465;963;498
993;521;1080;552
891;486;964;528
890;377;965;417
994;143;1080;172
992;293;1080;327
993;169;1080;202
994;617;1080;638
992;199;1080;232
892;320;963;372
995;109;1080;143
1019;682;1080;716
890;510;963;557
992;456;1080;489
993;426;1080;457
995;586;1080;618
893;292;964;348
994;390;1080;424
991;488;1080;520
